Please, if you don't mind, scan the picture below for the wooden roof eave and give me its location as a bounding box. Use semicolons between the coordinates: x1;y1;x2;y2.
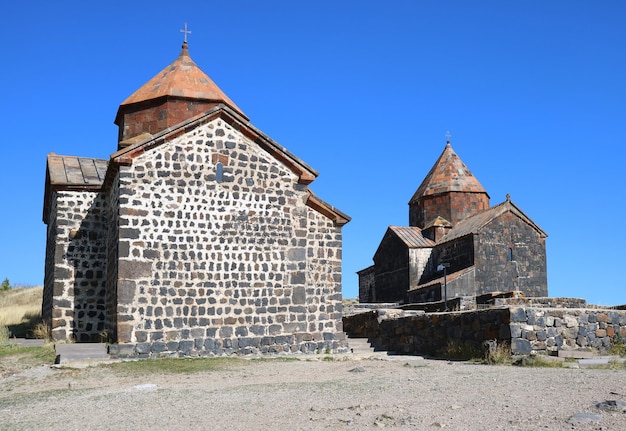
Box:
306;193;351;227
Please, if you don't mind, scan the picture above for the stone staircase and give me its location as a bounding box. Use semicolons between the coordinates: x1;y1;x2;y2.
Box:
346;337;390;359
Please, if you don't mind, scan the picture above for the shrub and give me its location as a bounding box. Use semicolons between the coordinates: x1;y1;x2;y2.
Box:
0;278;10;291
609;334;626;357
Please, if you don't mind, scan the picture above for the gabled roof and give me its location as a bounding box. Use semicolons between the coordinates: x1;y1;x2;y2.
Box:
388;226;436;248
437;197;547;244
422;216;452;230
108;104;319;185
409;142;489;204
104;104;349;226
43;154;108;223
374;226;435;252
115;42;247;122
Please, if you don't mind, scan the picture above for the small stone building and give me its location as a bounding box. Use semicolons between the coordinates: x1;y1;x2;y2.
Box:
358;141;547;304
42;41;350;356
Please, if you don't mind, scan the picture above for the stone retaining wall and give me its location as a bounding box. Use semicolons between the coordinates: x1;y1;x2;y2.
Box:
509;307;626;355
344;306;626;357
344;308;510;356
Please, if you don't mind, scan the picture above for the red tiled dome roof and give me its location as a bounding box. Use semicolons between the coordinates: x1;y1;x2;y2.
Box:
118;42;246;119
409;142;488;203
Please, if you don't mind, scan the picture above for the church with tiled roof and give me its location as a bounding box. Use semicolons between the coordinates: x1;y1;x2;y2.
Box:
42;38;350;356
358;141;548;304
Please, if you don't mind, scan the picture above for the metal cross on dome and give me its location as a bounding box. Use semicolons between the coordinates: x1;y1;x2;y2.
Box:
180;23;192;43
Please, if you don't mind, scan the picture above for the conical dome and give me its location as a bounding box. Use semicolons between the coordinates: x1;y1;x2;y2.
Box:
114;42;247;147
409;141;490;228
409;142;487;204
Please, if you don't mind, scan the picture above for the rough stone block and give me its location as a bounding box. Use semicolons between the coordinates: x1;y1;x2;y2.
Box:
118;280;136;304
511;338;531;355
117;323;133;343
509;307;527;323
118;260;152;279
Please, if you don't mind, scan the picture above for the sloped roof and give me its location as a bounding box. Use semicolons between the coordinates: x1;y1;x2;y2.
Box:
307;192;351;227
388;226;436;248
46;154;108;187
437;198;547;244
116;42;247;121
105;104;349;226
423;216;452;230
43;154;108;223
409;142;488;204
108;104;319;183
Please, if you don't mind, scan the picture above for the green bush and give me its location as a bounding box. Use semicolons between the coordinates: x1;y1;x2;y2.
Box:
0;278;10;291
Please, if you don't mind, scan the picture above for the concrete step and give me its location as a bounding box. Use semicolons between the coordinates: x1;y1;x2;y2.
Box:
54;343;110;364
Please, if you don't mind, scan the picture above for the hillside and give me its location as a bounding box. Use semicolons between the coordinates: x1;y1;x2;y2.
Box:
0;286;43;338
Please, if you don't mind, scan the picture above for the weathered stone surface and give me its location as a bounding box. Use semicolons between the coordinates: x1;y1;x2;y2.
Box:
510;338;531;355
509;307;527;323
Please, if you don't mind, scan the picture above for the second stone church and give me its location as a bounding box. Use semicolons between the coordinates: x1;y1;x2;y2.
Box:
358;140;548;304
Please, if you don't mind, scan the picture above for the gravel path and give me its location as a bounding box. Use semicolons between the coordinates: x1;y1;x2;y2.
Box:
1;355;625;430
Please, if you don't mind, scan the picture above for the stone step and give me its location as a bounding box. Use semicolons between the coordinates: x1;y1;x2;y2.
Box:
347;337;388;357
54;343;110;364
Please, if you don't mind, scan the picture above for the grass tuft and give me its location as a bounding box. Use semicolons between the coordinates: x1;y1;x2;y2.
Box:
609;334;626;357
513;355;563;368
437;340;483;361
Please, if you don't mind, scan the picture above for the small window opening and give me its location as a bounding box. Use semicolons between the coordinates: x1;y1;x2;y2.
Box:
507;248;513;262
216;162;223;183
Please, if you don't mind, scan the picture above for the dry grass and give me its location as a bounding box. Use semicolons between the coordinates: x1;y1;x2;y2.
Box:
0;286;43;338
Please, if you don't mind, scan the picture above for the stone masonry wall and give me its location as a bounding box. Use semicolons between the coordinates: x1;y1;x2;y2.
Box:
110;118;346;357
509;307;626;355
105;173;120;341
45;190;108;341
357;265;375;302
475;212;547;297
344;306;626;357
410;192;489;229
344;308;510;356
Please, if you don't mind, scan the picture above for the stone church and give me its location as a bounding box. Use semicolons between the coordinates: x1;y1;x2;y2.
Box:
42;40;350;356
358;141;548;304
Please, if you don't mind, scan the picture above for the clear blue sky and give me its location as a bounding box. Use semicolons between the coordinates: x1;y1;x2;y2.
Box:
1;1;625;305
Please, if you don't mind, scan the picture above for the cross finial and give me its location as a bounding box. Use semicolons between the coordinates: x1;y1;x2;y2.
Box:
445;131;451;143
180;23;192;43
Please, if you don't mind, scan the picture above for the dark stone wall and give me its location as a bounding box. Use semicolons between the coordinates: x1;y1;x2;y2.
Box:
409;191;489;228
344;309;510;357
474;212;547;297
105;173;120;342
45;191;109;341
372;232;409;302
357;265;375;302
108;118;347;356
42;192;58;330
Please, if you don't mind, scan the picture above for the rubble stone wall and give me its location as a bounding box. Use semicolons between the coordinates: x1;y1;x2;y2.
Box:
344;306;626;357
509;307;626;355
109;118;346;357
44;190;108;341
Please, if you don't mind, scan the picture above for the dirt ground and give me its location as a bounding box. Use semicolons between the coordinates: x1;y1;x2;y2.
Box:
1;353;625;431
